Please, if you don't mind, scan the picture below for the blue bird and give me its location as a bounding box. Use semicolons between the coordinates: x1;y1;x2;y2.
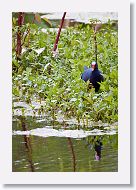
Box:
81;61;104;92
81;66;92;82
90;61;104;92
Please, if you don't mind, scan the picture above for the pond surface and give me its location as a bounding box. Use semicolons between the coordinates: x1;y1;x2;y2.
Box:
41;12;118;29
44;12;118;24
12;116;118;172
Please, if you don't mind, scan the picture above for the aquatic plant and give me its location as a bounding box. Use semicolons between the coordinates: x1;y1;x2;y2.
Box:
12;17;118;125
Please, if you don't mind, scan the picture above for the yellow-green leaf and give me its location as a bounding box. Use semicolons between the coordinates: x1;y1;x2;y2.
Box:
42;17;52;27
12;17;17;25
35;13;41;23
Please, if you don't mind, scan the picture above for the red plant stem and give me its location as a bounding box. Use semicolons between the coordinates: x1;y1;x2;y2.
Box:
53;12;66;51
16;12;25;57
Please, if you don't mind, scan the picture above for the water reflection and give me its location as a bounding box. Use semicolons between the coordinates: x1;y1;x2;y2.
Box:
13;116;118;172
67;138;76;172
94;137;103;161
83;135;103;161
20;117;35;172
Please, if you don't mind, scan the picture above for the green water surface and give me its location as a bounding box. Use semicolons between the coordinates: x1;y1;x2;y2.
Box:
12;117;118;172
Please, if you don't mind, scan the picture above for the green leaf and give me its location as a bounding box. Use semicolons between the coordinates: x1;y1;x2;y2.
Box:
12;17;17;25
78;64;83;72
26;67;32;73
13;88;19;96
34;13;41;23
70;98;77;102
41;17;52;27
13;59;19;67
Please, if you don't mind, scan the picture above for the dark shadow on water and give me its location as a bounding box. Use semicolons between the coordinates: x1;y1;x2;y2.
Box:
67;138;76;172
19;117;35;172
94;137;103;161
83;135;103;161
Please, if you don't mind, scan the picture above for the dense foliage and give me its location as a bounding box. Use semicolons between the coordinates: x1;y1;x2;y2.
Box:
12;20;118;125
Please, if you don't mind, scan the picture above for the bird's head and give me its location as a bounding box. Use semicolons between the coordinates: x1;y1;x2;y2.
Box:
91;61;98;71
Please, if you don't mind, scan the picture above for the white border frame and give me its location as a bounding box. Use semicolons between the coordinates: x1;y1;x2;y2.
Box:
0;0;130;184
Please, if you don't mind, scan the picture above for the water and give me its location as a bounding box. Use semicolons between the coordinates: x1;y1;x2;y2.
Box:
44;12;118;24
12;116;118;172
41;12;118;29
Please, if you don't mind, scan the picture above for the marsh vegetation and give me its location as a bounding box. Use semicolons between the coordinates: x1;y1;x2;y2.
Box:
12;12;118;172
